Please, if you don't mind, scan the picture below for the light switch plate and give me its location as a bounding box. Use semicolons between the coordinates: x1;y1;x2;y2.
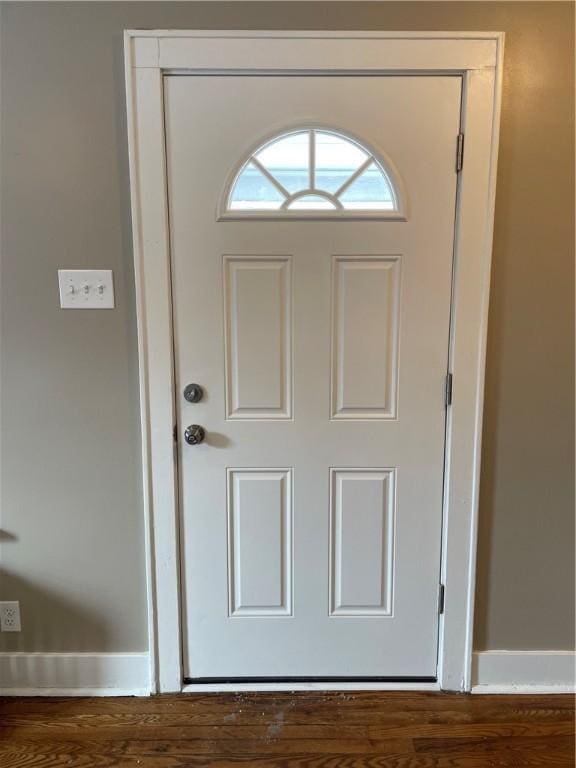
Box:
58;269;115;309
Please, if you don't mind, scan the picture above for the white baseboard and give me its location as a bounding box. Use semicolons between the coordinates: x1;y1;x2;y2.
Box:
0;652;151;696
472;651;575;694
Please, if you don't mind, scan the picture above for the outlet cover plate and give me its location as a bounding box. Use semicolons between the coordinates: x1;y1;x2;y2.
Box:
58;269;115;309
0;601;21;632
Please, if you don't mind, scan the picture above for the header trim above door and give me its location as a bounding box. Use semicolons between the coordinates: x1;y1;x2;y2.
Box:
127;29;501;71
124;29;504;695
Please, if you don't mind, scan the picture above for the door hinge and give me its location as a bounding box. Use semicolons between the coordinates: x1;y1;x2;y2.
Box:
445;373;453;407
456;133;465;172
173;424;178;442
438;584;445;614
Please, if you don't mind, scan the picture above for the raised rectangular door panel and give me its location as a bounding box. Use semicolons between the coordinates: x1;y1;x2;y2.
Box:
224;257;292;420
331;257;400;420
227;469;293;616
330;469;395;616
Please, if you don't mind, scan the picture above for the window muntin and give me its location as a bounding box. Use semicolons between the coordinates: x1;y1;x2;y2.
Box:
226;128;400;215
314;131;369;194
254;131;310;194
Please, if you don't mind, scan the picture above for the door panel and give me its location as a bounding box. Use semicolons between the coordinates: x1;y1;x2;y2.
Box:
227;469;292;617
330;469;395;616
331;256;400;419
224;257;292;420
165;75;461;679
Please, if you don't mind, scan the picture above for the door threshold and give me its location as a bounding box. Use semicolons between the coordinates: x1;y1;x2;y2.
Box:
182;677;440;693
186;676;437;684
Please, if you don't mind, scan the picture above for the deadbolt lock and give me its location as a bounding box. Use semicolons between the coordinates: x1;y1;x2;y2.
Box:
184;383;204;403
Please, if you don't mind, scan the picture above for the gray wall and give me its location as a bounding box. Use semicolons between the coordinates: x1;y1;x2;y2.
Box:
1;2;574;654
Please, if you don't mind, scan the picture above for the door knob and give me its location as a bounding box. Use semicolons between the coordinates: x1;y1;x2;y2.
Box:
184;424;206;445
183;383;204;403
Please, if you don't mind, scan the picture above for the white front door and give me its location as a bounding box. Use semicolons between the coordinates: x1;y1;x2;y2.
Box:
165;74;461;680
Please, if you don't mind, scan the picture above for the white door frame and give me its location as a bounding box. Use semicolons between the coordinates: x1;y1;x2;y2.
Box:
124;29;504;694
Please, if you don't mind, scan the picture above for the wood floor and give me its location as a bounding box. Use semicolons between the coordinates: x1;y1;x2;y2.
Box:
0;691;574;767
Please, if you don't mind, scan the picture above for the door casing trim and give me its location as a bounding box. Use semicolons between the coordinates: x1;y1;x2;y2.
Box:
124;29;504;694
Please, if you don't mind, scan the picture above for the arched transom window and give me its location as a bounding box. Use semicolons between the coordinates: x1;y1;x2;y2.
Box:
223;128;403;217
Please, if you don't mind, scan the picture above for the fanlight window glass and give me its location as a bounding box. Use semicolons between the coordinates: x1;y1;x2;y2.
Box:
227;129;398;214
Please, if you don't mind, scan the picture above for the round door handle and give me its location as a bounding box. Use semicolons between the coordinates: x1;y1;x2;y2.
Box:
184;424;206;445
183;383;204;403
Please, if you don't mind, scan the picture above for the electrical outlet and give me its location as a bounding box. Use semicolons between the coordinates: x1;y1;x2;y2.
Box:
0;601;21;632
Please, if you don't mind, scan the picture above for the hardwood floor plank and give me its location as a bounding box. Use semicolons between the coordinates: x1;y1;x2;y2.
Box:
1;702;573;726
0;751;574;768
0;740;127;756
122;738;415;755
1;720;573;741
1;692;573;716
414;733;575;754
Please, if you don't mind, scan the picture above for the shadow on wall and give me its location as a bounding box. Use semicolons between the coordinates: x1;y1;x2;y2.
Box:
0;567;108;653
